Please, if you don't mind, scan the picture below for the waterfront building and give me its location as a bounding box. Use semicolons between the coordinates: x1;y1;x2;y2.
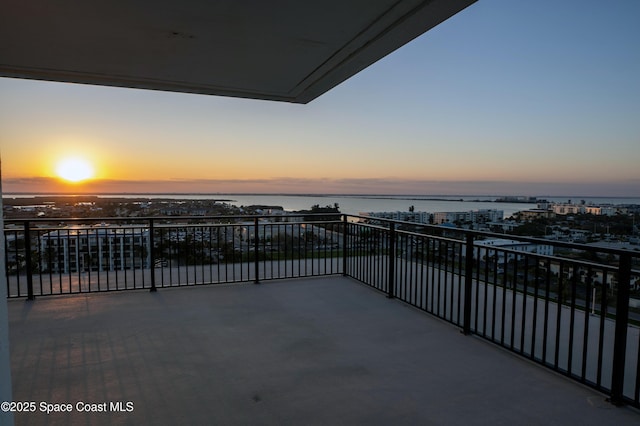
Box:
432;209;504;225
516;209;556;221
359;211;431;224
585;206;617;216
552;204;584;215
40;226;150;273
475;238;554;263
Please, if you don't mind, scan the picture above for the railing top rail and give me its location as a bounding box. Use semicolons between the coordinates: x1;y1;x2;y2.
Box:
3;213;342;224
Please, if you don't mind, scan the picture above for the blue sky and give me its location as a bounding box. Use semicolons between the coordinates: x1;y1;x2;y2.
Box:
1;0;639;196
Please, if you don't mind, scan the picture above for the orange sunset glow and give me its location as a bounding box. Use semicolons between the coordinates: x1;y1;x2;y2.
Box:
55;157;95;183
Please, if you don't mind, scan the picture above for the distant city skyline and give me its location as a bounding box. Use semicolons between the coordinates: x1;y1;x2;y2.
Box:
2;0;639;197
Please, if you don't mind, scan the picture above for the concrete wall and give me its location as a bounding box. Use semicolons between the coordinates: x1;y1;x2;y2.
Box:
0;166;15;425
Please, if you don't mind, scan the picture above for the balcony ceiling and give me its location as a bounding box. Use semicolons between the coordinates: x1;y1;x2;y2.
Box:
0;0;475;103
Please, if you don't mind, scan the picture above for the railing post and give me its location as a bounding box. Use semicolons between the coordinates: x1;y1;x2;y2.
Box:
609;252;631;406
254;217;260;284
149;219;157;292
462;233;474;335
387;223;395;299
342;215;348;276
24;221;34;301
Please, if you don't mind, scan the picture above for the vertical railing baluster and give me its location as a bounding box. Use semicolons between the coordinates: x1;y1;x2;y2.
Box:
520;256;529;354
149;219;157;292
567;264;578;375
609;253;631;406
473;241;479;332
581;266;592;382
491;249;498;341
596;272;608;388
36;230;43;295
342;216;347;276
542;260;551;365
460;243;466;325
24;221;34;301
531;260;540;361
482;245;489;337
500;254;508;345
430;239;436;313
387;223;395;299
554;261;565;371
462;233;474;335
254;217;260;284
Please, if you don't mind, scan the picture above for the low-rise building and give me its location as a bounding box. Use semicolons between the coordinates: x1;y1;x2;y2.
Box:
517;209;556;221
433;209;503;225
486;220;520;233
552;204;584;215
585;206;617;216
40;225;150;273
475;238;554;263
359;211;431;224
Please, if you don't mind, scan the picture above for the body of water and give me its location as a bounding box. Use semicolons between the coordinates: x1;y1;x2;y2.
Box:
218;194;536;218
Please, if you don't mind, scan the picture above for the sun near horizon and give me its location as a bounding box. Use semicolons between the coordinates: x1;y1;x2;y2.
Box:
55;156;95;183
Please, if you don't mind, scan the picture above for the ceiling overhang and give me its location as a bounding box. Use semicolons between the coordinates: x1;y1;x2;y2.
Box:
0;0;476;103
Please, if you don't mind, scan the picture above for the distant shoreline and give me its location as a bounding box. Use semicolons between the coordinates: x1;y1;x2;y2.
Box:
4;192;640;200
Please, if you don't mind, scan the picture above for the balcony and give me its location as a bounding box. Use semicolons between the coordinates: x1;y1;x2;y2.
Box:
4;214;640;424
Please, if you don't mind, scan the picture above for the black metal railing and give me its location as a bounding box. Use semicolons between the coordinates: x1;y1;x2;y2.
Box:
342;216;639;409
4;215;344;296
4;214;640;408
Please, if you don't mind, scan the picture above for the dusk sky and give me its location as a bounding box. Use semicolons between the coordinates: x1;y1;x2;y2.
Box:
1;0;639;197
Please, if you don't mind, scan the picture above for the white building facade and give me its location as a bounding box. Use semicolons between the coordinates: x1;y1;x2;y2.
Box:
359;211;431;223
40;226;150;273
475;238;554;263
433;209;504;225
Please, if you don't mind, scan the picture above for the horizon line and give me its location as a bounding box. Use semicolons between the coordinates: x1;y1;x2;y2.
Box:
3;191;640;200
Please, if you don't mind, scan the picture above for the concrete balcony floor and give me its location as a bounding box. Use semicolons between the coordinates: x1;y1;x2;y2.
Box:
8;276;640;426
